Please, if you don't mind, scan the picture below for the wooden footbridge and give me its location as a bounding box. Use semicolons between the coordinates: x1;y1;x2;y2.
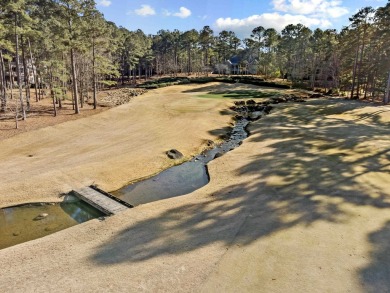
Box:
73;186;132;215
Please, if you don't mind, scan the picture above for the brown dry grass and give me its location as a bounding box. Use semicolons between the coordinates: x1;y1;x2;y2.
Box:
0;83;236;207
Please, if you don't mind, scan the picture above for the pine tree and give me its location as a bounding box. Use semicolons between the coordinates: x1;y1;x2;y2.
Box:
52;0;94;114
199;26;214;73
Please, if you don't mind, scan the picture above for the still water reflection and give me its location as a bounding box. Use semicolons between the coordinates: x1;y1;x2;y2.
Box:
113;161;209;206
0;198;104;250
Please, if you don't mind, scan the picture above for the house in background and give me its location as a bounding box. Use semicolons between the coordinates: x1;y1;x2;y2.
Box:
5;58;37;87
214;55;259;75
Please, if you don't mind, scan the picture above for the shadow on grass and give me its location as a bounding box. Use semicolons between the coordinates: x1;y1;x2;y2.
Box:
353;109;390;123
208;125;233;139
184;84;281;100
360;220;390;292
91;98;390;290
183;84;237;93
196;90;279;100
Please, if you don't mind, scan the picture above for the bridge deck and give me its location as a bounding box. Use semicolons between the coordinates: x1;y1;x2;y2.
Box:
73;187;129;215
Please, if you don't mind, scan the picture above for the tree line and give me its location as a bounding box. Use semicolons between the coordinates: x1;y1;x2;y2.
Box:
0;0;389;124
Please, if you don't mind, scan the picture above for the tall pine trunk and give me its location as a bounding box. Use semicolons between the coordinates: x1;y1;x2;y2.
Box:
70;48;79;114
49;69;57;117
92;40;97;109
121;55;125;85
0;51;7;112
61;52;66;108
187;47;191;75
79;77;84;108
21;36;30;111
384;71;390;104
356;32;367;98
8;61;13;99
14;14;26;120
27;38;39;102
350;45;360;99
9;60;17;128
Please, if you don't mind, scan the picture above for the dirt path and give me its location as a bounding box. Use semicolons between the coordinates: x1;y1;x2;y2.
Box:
1;86;390;292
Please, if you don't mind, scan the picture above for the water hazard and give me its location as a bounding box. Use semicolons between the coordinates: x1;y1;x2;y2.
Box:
113;161;209;205
112;118;249;206
0;117;250;249
0;196;104;250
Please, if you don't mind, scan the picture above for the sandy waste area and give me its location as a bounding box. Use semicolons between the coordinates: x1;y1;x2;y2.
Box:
1;82;390;292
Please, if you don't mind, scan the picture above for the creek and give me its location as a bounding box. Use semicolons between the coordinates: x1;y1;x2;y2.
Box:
112;118;249;206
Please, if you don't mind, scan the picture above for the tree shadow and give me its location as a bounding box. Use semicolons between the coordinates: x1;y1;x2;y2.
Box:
219;109;234;116
354;109;390;123
208;125;233;139
210;90;279;99
183;84;281;99
183;84;234;93
91;97;390;285
360;221;390;293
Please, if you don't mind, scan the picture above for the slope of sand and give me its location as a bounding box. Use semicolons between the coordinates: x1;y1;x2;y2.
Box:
1;84;390;292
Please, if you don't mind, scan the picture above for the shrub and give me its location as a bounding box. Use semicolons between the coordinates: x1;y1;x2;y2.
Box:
189;77;217;83
139;84;158;89
178;79;191;84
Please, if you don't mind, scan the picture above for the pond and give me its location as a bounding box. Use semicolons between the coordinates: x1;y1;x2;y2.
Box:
0;195;104;250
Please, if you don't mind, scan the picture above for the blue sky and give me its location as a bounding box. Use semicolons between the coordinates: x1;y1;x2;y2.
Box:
96;0;388;38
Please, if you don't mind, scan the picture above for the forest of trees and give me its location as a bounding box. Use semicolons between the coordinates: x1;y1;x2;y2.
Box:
0;0;389;123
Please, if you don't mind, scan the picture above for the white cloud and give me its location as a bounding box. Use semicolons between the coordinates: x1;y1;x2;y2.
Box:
162;9;171;16
164;7;192;18
174;7;191;18
272;0;349;18
214;12;332;38
97;0;111;7
134;4;156;16
213;0;349;39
